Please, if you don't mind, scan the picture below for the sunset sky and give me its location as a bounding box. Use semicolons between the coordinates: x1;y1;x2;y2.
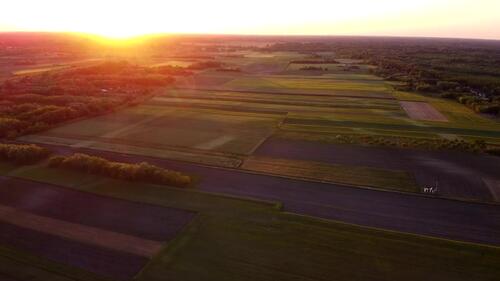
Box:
0;0;499;39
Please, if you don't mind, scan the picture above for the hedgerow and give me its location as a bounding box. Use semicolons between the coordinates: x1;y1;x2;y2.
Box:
0;143;51;164
48;153;191;187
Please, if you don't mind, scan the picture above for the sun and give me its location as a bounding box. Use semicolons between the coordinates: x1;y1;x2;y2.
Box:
80;24;150;40
90;27;152;40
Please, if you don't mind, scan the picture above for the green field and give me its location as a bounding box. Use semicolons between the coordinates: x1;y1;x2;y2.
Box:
19;105;282;167
163;88;400;109
20;59;500;168
221;76;392;96
0;163;498;281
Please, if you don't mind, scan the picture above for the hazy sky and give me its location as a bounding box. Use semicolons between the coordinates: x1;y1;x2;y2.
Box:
0;0;499;39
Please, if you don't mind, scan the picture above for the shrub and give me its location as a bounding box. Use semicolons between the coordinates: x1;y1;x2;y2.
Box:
280;132;489;154
154;66;193;76
437;81;460;91
476;104;500;114
440;92;460;99
458;96;475;104
187;61;223;70
415;83;439;93
0;143;51;164
0;118;27;138
485;148;500;156
49;153;191;187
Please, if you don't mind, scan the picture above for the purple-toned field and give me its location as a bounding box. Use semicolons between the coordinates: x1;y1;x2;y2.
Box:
0;177;195;241
0;222;147;280
254;138;499;201
33;143;500;246
0;177;196;279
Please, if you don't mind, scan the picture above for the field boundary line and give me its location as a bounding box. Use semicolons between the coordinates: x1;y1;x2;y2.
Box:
173;87;397;100
282;211;500;250
135;213;205;280
16;141;500;207
0;244;110;281
0;204;164;258
153;96;400;111
246;115;288;157
0;174;283;212
241;156;418;192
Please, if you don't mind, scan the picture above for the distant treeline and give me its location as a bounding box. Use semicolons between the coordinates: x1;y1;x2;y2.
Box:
265;39;500;115
290;60;339;64
187;61;223;70
216;67;242;72
299;66;328;71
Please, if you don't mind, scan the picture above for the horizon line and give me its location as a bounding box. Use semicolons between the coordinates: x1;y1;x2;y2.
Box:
0;30;499;42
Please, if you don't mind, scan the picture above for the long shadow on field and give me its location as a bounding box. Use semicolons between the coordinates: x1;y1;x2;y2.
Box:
0;176;196;279
42;144;500;246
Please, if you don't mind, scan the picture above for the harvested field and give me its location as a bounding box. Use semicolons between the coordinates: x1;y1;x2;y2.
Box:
400;101;448;122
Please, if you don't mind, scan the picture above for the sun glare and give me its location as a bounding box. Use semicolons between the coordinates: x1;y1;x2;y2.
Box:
0;0;500;39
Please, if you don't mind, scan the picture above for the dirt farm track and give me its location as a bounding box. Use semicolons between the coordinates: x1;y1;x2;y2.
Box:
38;143;500;247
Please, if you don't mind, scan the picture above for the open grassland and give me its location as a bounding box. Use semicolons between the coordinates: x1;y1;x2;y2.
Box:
242;156;418;192
0;163;499;281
